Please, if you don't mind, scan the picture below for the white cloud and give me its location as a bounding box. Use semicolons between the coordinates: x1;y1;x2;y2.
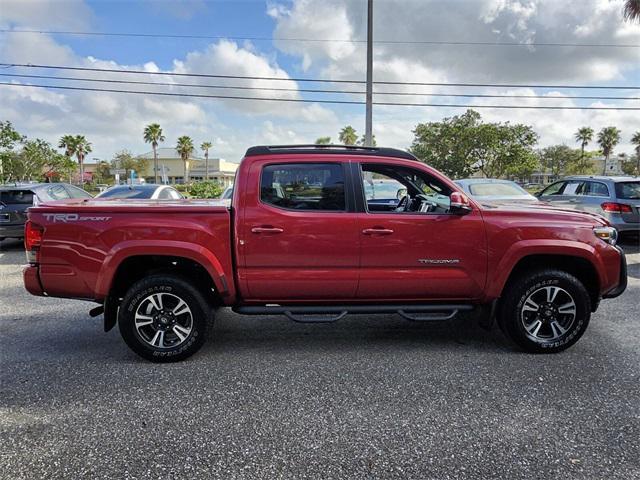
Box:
0;0;94;29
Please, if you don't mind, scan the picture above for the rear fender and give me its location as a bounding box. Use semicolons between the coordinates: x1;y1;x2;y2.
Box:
95;240;234;302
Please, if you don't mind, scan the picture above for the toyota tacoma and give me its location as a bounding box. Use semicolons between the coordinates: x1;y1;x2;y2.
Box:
23;145;627;362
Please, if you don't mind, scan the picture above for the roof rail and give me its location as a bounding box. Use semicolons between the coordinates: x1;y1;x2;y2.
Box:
244;144;418;161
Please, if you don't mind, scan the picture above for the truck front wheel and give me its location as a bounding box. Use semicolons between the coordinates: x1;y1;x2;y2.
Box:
118;275;209;362
498;269;591;353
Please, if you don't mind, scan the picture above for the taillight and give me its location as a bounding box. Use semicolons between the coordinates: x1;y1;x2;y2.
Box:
24;221;43;264
601;202;633;213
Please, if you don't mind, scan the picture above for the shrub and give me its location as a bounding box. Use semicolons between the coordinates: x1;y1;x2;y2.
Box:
188;181;223;199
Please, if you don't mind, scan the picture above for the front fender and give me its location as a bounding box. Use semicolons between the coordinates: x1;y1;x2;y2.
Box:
485;239;607;300
94;240;234;302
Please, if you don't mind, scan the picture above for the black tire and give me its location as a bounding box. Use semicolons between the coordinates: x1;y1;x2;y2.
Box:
118;275;210;362
498;269;591;353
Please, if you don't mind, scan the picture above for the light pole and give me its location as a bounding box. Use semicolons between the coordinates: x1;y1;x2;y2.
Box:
364;0;373;147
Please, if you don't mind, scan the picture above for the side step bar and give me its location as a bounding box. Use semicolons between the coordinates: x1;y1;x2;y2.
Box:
232;304;474;323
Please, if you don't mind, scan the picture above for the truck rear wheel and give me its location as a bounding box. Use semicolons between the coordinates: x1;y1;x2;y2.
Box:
118;275;209;362
498;269;591;353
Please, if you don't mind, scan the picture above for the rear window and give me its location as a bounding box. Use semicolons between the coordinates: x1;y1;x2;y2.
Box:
99;187;155;199
615;182;640;200
468;183;528;197
0;190;34;205
261;163;345;211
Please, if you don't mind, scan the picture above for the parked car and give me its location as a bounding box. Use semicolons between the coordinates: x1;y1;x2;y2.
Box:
23;145;626;362
97;184;184;200
363;179;407;210
0;183;91;241
537;176;640;234
455;179;539;204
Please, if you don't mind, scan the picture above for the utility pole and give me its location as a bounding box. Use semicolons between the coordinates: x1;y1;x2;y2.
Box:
364;0;373;147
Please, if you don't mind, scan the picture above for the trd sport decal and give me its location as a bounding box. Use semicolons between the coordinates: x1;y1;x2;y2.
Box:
42;213;112;223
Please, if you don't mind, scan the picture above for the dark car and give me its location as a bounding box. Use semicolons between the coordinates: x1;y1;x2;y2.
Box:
0;183;92;241
96;184;184;200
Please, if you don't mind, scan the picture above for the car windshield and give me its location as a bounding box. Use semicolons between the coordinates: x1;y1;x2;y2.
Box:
615;182;640;200
468;182;530;197
98;186;156;199
0;190;35;204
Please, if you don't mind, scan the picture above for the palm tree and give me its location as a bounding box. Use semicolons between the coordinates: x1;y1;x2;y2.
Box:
143;123;165;184
176;136;194;184
73;135;92;185
339;126;358;145
631;131;640;175
58;135;76;158
597;127;622;175
574;127;594;173
623;0;640;21
200;141;213;181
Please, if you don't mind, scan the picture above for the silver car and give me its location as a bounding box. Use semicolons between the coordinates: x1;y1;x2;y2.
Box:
537;176;640;234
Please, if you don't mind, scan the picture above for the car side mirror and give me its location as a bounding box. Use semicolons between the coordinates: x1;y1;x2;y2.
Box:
450;191;472;215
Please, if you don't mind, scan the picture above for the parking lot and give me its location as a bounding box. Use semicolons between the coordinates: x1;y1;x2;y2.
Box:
1;237;639;479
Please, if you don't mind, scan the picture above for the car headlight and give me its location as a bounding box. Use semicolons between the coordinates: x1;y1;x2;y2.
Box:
593;226;617;246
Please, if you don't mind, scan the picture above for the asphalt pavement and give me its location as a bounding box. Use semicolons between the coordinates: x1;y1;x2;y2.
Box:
1;237;639;479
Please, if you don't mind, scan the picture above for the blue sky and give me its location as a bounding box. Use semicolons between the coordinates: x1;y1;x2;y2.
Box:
0;0;639;162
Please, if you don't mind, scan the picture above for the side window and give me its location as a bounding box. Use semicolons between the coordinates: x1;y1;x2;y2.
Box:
361;163;452;214
580;181;609;197
261;163;345;211
540;182;566;196
47;185;71;200
169;189;183;199
561;181;583;196
157;189;172;200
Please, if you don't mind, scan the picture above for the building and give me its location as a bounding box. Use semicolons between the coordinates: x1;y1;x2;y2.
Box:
136;148;237;185
591;154;625;176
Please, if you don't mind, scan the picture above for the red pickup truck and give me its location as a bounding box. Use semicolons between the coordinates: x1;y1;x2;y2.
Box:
23;145;627;362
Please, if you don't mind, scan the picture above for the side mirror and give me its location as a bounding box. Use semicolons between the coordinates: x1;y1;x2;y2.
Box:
396;188;407;200
450;191;472;215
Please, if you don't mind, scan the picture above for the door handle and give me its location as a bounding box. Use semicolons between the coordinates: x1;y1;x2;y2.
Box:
251;226;284;234
362;228;394;235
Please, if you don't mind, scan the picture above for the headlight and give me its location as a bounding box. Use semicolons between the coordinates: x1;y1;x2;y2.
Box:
593;226;617;246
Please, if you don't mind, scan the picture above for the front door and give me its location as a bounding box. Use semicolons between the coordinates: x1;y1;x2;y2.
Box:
355;162;487;301
239;159;360;302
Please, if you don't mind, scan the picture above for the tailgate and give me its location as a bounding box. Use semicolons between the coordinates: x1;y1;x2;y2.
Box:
0;190;34;225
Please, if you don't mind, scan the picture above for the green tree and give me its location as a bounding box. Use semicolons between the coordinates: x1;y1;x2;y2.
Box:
315;137;331;145
176;136;195;183
597;127;622;175
93;160;113;184
630;131;640;175
188;181;223;199
339;126;358;145
574;127;594;173
112;150;148;181
410;109;538;180
539;145;582;178
624;0;640;21
73;135;92;185
200;141;213;181
0;121;24;183
358;134;377;147
143;123;165;184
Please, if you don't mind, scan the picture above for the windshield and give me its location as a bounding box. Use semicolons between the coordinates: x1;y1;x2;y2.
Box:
615;182;640;200
468;182;531;197
98;187;155;199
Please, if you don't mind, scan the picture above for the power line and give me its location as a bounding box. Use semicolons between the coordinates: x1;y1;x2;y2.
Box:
1;29;638;48
2;82;638;110
2;63;640;90
1;73;637;101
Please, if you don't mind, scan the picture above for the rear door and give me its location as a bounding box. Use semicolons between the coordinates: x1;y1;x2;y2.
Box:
239;158;360;301
574;180;611;214
354;161;487;301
